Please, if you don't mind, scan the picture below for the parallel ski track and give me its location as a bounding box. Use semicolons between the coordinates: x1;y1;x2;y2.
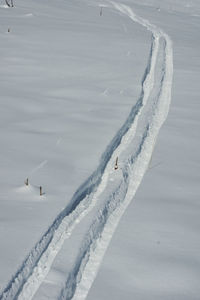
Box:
0;2;173;300
59;3;173;300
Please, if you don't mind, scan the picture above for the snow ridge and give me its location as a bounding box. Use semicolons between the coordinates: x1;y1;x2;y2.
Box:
58;3;173;300
0;3;173;300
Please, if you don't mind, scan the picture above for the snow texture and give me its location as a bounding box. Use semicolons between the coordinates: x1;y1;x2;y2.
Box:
0;0;200;300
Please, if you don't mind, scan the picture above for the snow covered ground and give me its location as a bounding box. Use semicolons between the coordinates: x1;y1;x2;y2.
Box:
0;0;150;296
87;1;200;300
0;0;199;299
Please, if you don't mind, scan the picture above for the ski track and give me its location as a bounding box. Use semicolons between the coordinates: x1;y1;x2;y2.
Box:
0;2;173;300
59;2;173;300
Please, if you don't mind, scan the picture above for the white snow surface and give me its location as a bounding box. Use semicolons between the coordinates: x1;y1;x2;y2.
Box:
0;0;150;296
0;0;199;299
87;1;200;300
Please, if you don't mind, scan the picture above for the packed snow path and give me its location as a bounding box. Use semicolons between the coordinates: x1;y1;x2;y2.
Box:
0;2;173;300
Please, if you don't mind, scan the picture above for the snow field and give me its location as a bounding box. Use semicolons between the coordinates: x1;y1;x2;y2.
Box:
0;0;150;297
0;0;174;298
27;2;173;299
87;1;200;300
61;4;173;299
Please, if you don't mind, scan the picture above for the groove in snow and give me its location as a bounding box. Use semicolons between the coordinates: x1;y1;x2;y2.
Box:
0;2;173;300
59;3;173;300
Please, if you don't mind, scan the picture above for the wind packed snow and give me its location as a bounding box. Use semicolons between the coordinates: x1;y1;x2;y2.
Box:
0;0;199;299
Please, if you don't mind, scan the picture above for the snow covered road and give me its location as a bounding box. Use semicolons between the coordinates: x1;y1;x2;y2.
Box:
0;2;173;300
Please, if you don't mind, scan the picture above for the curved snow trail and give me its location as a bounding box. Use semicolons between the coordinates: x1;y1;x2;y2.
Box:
0;7;160;300
0;3;173;300
59;3;173;300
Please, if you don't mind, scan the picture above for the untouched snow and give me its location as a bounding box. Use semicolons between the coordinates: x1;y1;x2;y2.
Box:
0;0;199;299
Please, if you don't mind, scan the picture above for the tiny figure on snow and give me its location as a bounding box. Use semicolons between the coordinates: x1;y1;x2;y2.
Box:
100;6;103;16
25;178;29;186
40;186;43;196
114;157;118;170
